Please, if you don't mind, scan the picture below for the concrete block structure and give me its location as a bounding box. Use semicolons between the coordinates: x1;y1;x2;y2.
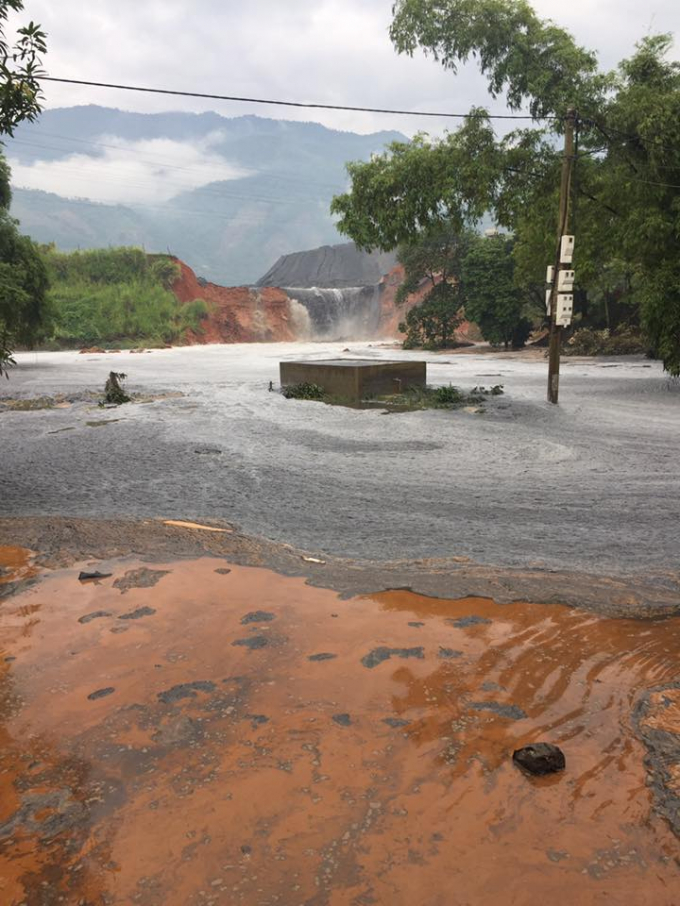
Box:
279;359;427;400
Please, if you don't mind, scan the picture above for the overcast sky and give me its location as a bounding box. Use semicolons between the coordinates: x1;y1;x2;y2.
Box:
5;0;680;204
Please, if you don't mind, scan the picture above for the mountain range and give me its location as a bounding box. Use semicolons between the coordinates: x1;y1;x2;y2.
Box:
5;106;406;285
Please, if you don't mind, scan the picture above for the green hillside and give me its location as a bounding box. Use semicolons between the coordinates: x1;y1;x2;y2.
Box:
42;247;205;347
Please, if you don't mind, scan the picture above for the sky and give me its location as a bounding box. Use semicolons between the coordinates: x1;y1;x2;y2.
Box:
5;0;680;204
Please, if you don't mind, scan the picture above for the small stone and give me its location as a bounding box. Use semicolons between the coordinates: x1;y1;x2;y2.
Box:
438;647;463;660
119;606;156;621
408;622;425;628
232;636;268;650
332;713;352;727
240;612;275;625
88;687;115;701
513;743;566;776
308;653;337;662
78;611;112;624
446;615;491;628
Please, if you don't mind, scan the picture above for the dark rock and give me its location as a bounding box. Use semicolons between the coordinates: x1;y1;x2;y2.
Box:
513;743;566;776
408;622;425;628
471;701;527;720
332;713;352;727
232;635;268;650
119;606;156;621
4;656;16;663
308;653;337;662
195;446;223;455
78;610;112;624
215;568;232;575
361;647;425;669
88;687;115;701
247;714;270;727
113;568;169;594
240;611;275;624
438;647;463;660
78;570;112;581
382;717;410;728
447;615;492;628
157;681;216;704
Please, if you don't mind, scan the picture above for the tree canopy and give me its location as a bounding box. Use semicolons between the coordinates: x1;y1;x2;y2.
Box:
331;1;680;374
0;0;47;372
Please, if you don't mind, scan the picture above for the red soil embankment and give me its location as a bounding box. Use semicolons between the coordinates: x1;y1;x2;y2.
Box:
170;259;297;344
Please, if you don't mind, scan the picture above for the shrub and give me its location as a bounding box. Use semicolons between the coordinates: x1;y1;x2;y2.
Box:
565;326;648;357
282;382;327;400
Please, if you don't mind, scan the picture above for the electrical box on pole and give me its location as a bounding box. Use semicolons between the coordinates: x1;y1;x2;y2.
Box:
547;108;577;404
556;294;573;327
558;270;575;292
546;265;555;284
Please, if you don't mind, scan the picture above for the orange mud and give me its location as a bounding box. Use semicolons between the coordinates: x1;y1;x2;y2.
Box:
0;551;679;905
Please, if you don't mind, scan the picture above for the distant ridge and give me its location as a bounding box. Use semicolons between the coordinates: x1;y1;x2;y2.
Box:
5;106;406;285
257;242;397;289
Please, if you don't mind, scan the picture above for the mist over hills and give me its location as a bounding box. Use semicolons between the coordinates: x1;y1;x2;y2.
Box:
5;106;406;285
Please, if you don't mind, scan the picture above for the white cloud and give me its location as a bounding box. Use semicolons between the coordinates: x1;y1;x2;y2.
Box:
7;132;247;204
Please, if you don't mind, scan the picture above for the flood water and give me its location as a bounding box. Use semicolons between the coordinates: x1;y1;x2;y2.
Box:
0;548;679;905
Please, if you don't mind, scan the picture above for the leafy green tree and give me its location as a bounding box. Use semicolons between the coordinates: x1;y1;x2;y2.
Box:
400;282;463;349
395;225;467;349
332;1;680;374
0;0;47;371
461;235;532;349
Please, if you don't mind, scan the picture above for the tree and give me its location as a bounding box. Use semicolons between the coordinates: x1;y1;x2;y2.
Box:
461;235;532;349
0;0;46;136
0;1;47;372
331;1;680;375
395;225;467;349
0;208;49;371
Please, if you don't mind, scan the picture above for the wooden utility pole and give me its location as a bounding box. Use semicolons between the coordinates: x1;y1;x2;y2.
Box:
547;108;577;404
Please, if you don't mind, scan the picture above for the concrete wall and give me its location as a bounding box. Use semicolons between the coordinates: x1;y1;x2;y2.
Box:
279;360;426;400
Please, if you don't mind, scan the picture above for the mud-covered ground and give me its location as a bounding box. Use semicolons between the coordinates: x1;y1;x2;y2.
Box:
2;546;680;906
2;343;679;582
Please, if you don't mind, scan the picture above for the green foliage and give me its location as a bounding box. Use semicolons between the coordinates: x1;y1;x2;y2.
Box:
389;0;605;118
41;247;204;347
0;1;47;137
461;235;532;348
399;282;463;350
565;326;649;357
282;382;327;400
179;298;209;333
331;2;680;374
0;209;49;374
395;225;467;349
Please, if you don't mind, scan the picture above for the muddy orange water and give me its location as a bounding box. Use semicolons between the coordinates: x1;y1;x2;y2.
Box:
0;552;679;905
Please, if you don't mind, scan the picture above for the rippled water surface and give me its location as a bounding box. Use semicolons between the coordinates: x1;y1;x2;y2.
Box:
1;549;678;905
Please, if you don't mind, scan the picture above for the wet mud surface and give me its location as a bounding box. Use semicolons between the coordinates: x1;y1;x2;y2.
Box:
1;549;680;905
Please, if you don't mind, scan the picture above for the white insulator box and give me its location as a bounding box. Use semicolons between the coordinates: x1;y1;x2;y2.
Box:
545;289;553;313
558;269;575;291
556;293;574;326
546;265;555;284
560;235;575;264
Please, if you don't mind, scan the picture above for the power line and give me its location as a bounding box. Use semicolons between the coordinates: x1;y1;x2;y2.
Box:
37;75;556;122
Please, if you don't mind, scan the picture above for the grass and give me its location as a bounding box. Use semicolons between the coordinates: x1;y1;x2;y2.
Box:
281;383;504;412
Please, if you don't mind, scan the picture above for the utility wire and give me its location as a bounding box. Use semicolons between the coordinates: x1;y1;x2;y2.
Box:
37;75;556;121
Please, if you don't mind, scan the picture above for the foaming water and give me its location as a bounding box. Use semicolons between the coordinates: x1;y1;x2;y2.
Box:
0;551;678;905
285;286;381;340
